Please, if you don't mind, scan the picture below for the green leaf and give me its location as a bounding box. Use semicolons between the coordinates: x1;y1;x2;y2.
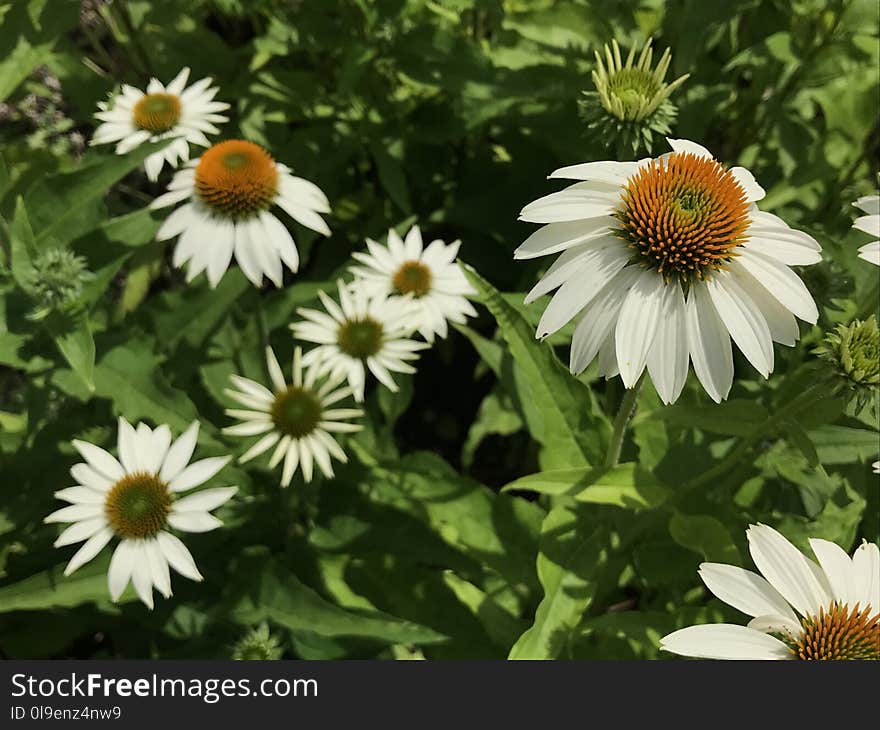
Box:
502;463;669;510
509;505;610;659
462;265;605;469
229;559;446;645
652;399;770;437
9;196;37;291
808;425;880;465
0;556;129;613
668;513;740;563
44;311;95;391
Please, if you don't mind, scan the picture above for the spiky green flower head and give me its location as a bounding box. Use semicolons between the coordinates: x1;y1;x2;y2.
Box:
817;316;880;410
27;248;92;320
580;38;689;158
232;622;284;660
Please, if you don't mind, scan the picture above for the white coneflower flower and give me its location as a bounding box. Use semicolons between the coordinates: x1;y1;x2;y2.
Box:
349;225;477;342
516;137;822;405
92;67;229;181
44;418;236;609
852;195;879;266
151;139;331;288
223;346;362;486
290;280;428;402
660;524;879;660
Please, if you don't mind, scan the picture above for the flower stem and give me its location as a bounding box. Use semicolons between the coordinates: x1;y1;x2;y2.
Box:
604;374;645;469
681;381;828;492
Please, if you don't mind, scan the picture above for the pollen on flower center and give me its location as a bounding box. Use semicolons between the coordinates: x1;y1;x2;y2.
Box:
392;260;432;297
270;386;323;438
133;93;181;133
337;317;384;359
791;603;880;660
195;140;279;219
617;152;750;281
105;472;171;539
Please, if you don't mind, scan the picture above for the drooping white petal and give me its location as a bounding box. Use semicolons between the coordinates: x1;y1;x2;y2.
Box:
156;531;203;582
54;517;108;547
736;249;818;324
660;624;792;660
63;527;114;576
684;282;733;403
614;269;665;387
144;538;172;598
108;539;137;601
130;543;155;609
646;282;689;404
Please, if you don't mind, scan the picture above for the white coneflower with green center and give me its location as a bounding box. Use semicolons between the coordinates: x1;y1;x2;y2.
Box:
516;137;822;405
852;194;879;266
92;67;229;181
660;524;879;660
290;280;428;402
581;39;688;156
223;346;362;486
44;418;236;609
151;139;331;288
349;225;477;342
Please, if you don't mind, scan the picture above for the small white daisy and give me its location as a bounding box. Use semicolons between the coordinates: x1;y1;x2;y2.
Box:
92;67;229;181
45;418;236;609
223;346;363;486
852;194;880;266
290;280;428;402
151;139;331;288
660;524;879;660
516;137;822;404
349;225;477;342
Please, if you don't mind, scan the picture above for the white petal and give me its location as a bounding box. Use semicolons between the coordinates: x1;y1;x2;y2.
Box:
736;249;818;324
660;624;792;660
145;425;172;474
144;151;165;181
746;614;802;638
548;160;639;185
117;417;141;473
168;456;230;492
666;138;713;158
747;523;832;618
809;538;858;608
728;263;800;346
706;271;774;377
54;517;107;547
144;538;172;598
519;182;618;224
854;195;880;216
130;544;155;609
614;269;665;387
646;282;689;404
159;421;200;482
72;440;125;481
281;440;300;487
206;218;236;288
172;486;237;513
729;166;765;202
535;245;631;337
167;511;223;532
853;214;880;237
685;282;733;403
699;563;798;621
233;221;266;287
851;541;879;614
858;241;880;266
70;463;113;492
266;346;287;392
165;67;191;96
63;528;113;575
45;503;103;524
108;539;137;601
54;486;105;504
238;431;280;464
275;196;331;236
156;531;203;582
259;211;299;274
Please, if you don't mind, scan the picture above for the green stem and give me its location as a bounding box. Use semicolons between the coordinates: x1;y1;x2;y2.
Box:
681;381;827;492
604;374;645;469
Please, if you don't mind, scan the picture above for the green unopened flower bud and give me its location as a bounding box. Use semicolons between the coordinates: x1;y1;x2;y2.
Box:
232;622;284;660
817;316;880;408
580;39;689;157
28;248;92;319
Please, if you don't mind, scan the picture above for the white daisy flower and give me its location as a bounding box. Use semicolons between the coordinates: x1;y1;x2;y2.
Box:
151;139;331;288
349;225;477;342
516;137;822;404
44;418;236;609
852;194;880;266
660;524;879;660
223;346;363;486
290;280;428;402
92;67;229;181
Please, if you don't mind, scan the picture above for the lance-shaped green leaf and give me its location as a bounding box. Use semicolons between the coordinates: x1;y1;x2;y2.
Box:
503;462;669;510
462;264;606;469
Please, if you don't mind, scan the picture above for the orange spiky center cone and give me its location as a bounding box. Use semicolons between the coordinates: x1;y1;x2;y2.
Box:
195;140;279;219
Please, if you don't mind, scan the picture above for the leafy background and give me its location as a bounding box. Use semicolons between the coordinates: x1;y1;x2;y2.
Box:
0;0;877;659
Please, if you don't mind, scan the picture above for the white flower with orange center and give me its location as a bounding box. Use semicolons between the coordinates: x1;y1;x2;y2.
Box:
516;138;822;404
44;418;236;609
852;194;879;266
151;139;331;288
92;67;229;181
349;225;477;342
223;346;363;486
660;524;879;660
290;280;428;402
